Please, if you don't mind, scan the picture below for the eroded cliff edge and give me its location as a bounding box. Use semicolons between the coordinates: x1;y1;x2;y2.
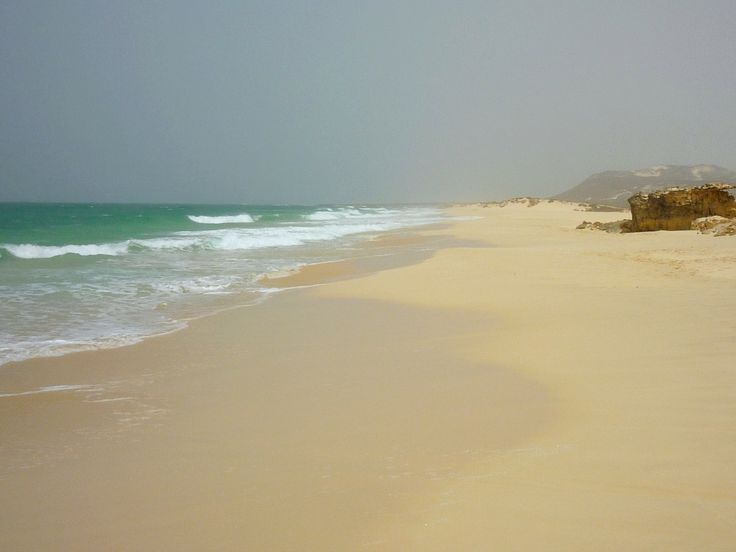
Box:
627;183;736;232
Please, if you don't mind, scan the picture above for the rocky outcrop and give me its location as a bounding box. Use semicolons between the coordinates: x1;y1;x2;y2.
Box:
628;183;736;232
576;220;632;233
691;216;736;237
713;222;736;236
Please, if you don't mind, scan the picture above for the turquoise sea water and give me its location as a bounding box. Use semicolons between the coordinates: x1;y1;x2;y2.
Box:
0;203;447;365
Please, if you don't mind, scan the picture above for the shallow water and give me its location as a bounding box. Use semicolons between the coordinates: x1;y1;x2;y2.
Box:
0;203;449;364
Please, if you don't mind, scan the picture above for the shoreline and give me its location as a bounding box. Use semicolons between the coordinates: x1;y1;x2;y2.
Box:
1;214;550;551
0;219;453;370
2;202;736;550
0;204;452;369
0;225;454;400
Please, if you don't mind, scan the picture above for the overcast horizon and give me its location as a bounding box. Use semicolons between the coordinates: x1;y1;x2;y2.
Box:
2;1;735;204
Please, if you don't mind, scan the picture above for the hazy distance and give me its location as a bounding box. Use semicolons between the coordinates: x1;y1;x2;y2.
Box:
1;1;735;204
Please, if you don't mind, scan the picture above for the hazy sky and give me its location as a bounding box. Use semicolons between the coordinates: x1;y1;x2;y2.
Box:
1;1;735;203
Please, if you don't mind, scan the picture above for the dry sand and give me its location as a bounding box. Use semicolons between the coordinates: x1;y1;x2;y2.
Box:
1;201;735;550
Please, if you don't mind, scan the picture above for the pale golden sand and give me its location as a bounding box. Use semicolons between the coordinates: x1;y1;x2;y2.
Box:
319;202;736;550
2;202;735;550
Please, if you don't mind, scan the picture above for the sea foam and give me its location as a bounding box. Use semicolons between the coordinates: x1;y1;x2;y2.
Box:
1;242;130;259
187;213;256;224
0;204;449;366
1;207;440;260
304;207;394;221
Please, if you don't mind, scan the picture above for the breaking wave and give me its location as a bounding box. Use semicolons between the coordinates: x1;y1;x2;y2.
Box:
0;242;130;259
0;204;450;366
187;213;257;224
304;207;400;221
2;223;405;259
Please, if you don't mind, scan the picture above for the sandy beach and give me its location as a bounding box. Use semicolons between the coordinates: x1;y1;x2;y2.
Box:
2;201;735;550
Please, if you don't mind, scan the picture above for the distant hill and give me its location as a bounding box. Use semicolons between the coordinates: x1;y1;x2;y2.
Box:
555;165;736;208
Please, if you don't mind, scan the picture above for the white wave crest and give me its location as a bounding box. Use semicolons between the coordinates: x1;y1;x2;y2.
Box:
187;213;256;224
1;207;446;261
150;275;240;295
1;242;130;259
304;208;366;221
171;223;397;251
129;237;202;251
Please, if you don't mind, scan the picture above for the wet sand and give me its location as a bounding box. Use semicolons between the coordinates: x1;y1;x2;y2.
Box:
2;201;736;550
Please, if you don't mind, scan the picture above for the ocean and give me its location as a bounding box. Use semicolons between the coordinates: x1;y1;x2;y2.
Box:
0;203;448;366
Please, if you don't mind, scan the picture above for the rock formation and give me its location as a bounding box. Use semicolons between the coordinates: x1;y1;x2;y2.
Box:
691;216;736;237
576;220;632;233
628;183;736;232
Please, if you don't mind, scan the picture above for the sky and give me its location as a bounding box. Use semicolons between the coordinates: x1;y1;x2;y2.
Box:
1;1;735;204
